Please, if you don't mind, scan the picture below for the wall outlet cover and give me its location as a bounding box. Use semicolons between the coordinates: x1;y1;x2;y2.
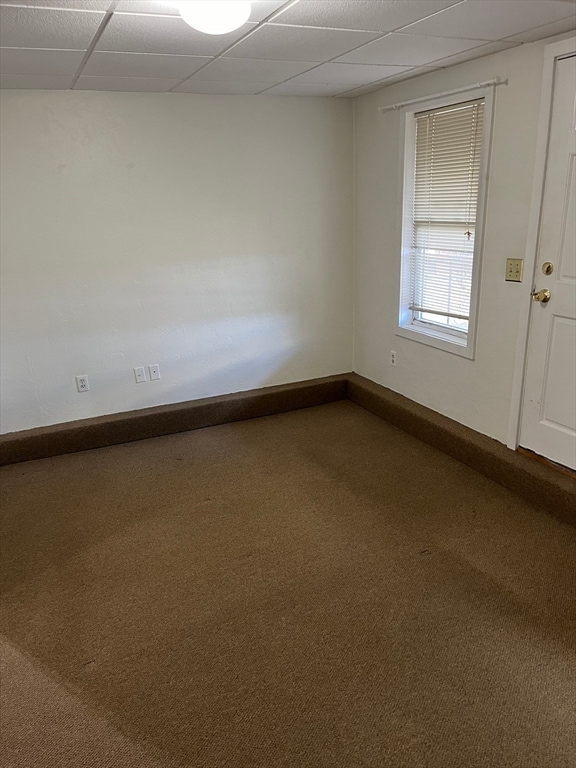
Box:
505;258;524;282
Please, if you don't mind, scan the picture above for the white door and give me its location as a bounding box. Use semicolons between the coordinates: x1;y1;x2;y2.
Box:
520;50;576;470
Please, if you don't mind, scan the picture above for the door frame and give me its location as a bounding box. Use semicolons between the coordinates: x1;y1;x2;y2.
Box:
507;36;576;452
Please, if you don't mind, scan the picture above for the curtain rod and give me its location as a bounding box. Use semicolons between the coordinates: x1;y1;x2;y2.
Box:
378;78;508;113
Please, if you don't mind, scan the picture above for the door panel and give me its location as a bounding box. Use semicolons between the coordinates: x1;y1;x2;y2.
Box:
558;154;576;282
520;53;576;470
541;317;576;432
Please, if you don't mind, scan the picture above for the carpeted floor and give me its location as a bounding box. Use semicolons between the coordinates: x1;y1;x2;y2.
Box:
1;401;575;768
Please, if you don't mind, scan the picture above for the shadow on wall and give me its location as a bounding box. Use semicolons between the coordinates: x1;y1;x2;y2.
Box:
0;92;351;434
0;241;340;432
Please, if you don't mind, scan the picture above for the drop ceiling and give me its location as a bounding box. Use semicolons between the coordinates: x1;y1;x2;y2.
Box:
0;0;574;97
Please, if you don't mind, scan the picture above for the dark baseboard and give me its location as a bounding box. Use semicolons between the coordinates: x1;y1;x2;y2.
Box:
0;374;349;467
346;373;575;528
2;372;573;528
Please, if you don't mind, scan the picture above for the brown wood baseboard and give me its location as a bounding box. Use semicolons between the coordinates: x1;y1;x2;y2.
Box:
517;447;576;480
346;374;576;528
1;372;573;528
0;375;349;467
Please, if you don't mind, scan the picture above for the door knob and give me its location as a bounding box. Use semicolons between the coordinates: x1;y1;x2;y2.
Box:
531;288;551;303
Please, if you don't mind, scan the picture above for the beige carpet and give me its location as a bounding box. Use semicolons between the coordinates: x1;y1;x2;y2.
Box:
1;401;575;768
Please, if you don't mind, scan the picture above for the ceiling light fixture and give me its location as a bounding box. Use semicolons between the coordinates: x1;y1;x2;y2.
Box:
179;0;252;35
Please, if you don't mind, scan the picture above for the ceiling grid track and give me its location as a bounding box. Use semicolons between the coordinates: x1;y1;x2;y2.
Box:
0;0;574;97
167;0;299;91
70;0;119;88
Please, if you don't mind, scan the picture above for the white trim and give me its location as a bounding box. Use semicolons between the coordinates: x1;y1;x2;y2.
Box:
378;78;507;114
394;85;495;360
507;37;576;450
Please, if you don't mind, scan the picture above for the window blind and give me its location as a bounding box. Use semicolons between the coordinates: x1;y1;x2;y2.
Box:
411;98;484;333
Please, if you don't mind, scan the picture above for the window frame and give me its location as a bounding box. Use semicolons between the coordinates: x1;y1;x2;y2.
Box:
395;86;494;360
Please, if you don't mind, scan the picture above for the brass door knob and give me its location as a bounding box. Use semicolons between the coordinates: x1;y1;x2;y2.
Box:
531;288;551;303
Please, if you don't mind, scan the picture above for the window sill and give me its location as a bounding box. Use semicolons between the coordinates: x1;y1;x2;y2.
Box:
395;322;475;359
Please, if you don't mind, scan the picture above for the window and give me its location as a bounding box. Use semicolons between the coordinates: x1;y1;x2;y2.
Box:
397;88;493;358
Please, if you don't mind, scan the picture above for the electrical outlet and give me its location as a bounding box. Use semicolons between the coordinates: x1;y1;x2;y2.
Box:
390;350;397;367
149;364;161;381
76;375;90;393
134;366;147;384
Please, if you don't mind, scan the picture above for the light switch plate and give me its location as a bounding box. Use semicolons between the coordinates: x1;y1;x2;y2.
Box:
505;258;524;282
134;366;146;383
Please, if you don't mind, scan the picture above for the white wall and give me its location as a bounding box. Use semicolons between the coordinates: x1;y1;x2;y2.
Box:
0;91;353;433
3;34;571;441
353;35;573;444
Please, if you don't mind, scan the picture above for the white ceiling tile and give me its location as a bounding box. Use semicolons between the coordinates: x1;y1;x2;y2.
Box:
115;1;180;13
225;23;380;61
0;47;84;74
401;1;576;41
249;1;291;22
505;16;576;43
97;12;256;55
0;0;110;9
273;0;461;33
0;72;73;87
262;81;346;95
174;79;273;94
431;40;520;68
0;6;105;49
187;56;315;81
291;61;412;87
114;1;286;20
75;74;179;90
336;32;487;66
337;83;380;98
338;83;389;98
341;65;440;96
339;82;390;98
83;50;210;77
3;1;571;96
373;65;439;84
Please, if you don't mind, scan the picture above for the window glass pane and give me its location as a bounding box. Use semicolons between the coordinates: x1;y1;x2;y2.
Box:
409;99;484;334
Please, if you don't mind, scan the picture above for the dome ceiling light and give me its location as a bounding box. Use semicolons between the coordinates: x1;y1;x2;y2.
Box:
179;1;252;35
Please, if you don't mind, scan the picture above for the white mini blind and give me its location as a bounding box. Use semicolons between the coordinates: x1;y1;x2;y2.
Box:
411;98;484;333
